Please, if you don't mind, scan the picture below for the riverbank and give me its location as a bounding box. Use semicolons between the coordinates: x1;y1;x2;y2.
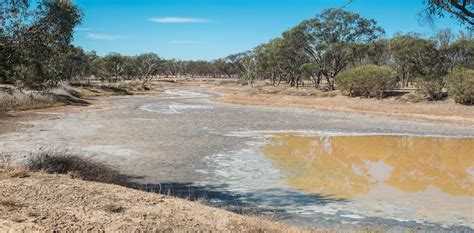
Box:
1;80;473;231
0;169;299;231
209;83;474;125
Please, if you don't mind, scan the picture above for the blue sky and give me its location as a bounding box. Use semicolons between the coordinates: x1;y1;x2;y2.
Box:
72;0;465;60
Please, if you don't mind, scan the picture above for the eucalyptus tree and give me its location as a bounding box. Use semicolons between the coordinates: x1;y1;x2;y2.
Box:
0;0;82;88
301;8;385;90
254;39;286;85
231;51;256;86
279;25;311;88
224;53;245;78
424;0;474;27
135;53;161;84
406;37;449;100
443;36;474;70
102;53;127;82
214;58;241;79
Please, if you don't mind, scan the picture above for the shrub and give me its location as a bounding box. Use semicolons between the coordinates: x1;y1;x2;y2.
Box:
415;75;446;101
26;151;129;185
445;68;474;105
335;65;397;98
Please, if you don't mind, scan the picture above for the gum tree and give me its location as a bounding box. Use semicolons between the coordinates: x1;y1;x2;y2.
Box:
301;8;385;90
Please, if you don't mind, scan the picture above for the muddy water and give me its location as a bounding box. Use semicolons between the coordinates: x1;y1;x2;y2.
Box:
199;132;474;230
264;134;473;224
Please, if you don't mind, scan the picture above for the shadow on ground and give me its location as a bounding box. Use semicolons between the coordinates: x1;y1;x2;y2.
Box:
126;181;347;215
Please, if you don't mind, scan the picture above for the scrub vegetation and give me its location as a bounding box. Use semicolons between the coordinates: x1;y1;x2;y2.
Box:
1;1;473;114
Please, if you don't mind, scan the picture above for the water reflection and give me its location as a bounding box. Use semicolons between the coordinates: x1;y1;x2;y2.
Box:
263;134;474;199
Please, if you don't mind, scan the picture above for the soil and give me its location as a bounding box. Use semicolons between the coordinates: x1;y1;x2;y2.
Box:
1;78;473;231
210;83;474;125
0;170;300;232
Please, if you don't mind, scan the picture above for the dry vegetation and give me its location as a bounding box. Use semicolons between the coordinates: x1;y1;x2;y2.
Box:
0;151;303;232
26;151;129;185
0;81;164;114
210;80;474;125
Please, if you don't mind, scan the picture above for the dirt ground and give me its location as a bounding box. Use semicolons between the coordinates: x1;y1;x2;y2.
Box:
209;83;474;125
0;170;302;232
1;78;473;231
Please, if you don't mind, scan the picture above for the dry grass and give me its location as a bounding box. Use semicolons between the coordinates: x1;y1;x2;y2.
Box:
103;203;125;213
5;166;29;178
26;150;129;185
0;153;12;168
0;90;62;112
0;199;25;209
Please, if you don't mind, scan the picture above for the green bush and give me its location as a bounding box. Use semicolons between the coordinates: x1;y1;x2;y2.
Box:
415;75;446;101
335;65;397;98
446;68;474;105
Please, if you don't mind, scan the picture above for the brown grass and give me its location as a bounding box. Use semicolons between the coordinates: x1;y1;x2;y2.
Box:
5;166;29;178
103;203;125;213
0;90;63;112
0;199;25;209
26;151;129;185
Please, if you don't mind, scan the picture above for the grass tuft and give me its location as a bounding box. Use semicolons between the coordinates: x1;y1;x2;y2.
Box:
0;198;25;209
6;166;29;178
103;203;125;213
26;151;129;185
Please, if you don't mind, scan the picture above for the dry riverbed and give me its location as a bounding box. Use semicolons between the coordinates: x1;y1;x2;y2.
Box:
1;79;473;231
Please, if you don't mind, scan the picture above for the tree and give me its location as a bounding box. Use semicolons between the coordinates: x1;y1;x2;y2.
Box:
443;36;474;70
390;35;420;87
424;0;474;27
214;58;240;79
233;51;256;86
102;53;127;82
408;38;449;100
445;68;474;104
135;53;161;84
301;8;384;90
0;0;82;88
254;39;285;86
280;25;312;88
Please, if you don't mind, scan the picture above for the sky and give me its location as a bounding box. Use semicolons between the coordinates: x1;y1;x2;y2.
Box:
72;0;466;61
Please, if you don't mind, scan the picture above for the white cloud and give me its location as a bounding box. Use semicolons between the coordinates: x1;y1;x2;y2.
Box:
148;17;211;23
169;40;199;44
86;33;124;40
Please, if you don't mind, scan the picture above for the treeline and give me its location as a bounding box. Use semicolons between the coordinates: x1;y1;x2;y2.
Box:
0;1;243;88
238;9;474;104
1;2;473;104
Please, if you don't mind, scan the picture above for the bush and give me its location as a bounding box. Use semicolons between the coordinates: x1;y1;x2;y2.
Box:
335;65;397;98
445;68;474;105
415;75;446;101
26;151;129;185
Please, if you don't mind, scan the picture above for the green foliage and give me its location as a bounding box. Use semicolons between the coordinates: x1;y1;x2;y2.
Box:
336;65;397;98
424;0;473;27
0;0;82;89
445;68;474;104
300;8;385;89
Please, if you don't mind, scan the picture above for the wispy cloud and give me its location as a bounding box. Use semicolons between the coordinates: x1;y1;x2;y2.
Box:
148;17;211;23
86;33;125;41
169;40;200;44
75;27;93;31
